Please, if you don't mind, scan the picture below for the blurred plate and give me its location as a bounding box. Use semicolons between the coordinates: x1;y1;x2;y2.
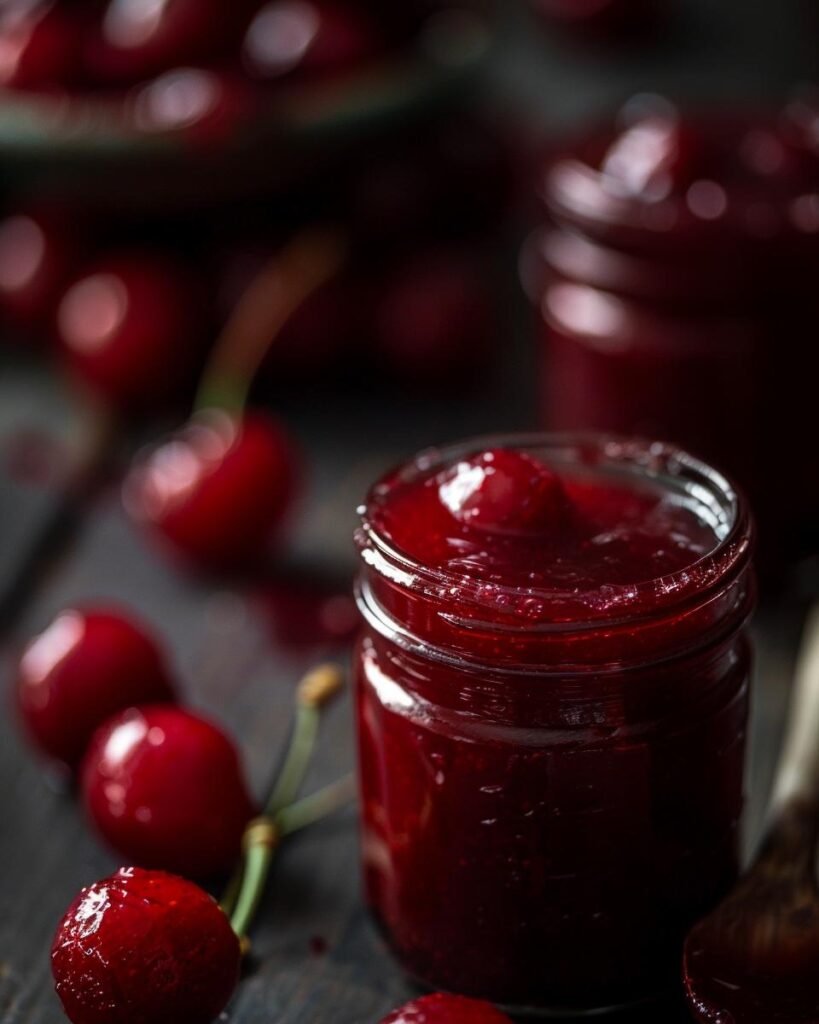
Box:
0;8;494;207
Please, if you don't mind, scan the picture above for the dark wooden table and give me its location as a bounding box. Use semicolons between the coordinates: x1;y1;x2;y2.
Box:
0;352;809;1024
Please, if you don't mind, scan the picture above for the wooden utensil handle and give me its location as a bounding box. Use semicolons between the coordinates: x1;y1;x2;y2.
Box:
770;605;819;811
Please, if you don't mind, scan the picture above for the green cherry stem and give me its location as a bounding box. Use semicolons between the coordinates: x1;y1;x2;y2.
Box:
222;663;347;940
193;228;346;416
227;774;356;942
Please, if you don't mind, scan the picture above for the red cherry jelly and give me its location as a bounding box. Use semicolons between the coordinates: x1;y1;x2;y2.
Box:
81;705;255;878
380;993;513;1024
123;409;297;574
436;448;569;534
16;607;176;772
52;866;240;1024
355;434;754;1014
532;97;819;568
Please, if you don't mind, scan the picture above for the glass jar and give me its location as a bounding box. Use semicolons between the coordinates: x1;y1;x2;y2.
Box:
524;97;819;570
354;435;754;1015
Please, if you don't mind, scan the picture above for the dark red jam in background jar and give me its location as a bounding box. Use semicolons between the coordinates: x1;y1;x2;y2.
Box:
523;95;819;570
355;435;754;1015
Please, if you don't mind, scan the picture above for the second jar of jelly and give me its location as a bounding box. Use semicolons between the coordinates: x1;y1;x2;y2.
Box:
355;434;754;1014
523;96;819;569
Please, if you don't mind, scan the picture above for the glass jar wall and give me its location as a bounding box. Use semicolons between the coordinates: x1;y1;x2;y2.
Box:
354;434;755;1014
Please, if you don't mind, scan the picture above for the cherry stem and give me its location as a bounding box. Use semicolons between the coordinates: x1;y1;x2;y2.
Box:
193;228;346;416
223;663;346;940
226;774;356;941
277;773;356;837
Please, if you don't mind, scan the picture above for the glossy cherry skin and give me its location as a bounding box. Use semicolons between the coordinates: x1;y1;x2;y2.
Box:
52;866;240;1024
242;0;381;84
85;0;248;86
0;207;81;335
437;448;571;534
123;410;297;574
380;994;513;1024
81;705;256;878
55;251;205;415
0;1;83;90
16;607;176;773
130;66;255;145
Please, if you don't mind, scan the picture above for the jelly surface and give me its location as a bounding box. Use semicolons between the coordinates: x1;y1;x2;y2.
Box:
368;447;720;594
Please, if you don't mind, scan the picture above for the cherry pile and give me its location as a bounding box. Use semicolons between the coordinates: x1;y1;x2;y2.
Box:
0;0;440;100
16;605;256;875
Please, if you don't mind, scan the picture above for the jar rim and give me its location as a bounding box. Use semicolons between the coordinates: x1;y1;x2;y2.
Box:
356;432;753;630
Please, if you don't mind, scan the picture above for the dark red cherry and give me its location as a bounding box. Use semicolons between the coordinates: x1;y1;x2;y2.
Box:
242;0;380;84
16;607;176;773
55;250;205;415
0;207;80;335
374;249;494;382
81;705;256;877
85;0;246;86
130;66;255;145
123;409;297;574
438;448;570;534
379;993;514;1024
52;866;240;1024
0;1;83;90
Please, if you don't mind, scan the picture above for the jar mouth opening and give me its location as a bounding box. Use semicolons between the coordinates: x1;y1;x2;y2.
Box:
356;432;753;628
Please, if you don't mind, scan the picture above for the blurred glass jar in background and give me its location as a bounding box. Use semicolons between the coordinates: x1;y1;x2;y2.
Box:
522;95;819;572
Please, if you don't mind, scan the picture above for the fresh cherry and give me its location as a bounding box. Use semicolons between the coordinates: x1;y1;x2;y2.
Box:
374;248;494;382
55;250;206;415
52;866;240;1024
130;66;255;145
242;0;381;84
0;207;81;335
16;607;176;773
85;0;247;86
438;448;570;534
379;993;514;1024
81;705;256;877
122;409;297;574
0;0;83;90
